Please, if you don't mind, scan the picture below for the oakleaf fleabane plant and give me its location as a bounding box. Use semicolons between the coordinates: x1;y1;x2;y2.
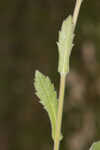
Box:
34;16;74;142
34;0;84;150
54;15;75;150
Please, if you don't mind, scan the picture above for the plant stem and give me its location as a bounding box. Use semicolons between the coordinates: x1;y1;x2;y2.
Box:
73;0;83;30
53;74;66;150
53;1;83;150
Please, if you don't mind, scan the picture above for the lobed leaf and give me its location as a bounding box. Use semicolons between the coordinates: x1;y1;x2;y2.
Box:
34;70;58;140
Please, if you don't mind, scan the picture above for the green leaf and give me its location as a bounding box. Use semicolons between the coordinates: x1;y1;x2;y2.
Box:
57;15;74;75
90;141;100;150
34;70;58;140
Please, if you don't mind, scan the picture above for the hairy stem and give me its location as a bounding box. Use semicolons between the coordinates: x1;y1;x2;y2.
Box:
53;1;83;150
53;75;66;150
73;0;83;29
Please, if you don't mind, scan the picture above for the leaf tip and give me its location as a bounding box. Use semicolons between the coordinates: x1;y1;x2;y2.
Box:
35;70;40;77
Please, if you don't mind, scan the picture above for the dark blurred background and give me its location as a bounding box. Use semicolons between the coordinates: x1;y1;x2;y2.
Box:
1;0;100;150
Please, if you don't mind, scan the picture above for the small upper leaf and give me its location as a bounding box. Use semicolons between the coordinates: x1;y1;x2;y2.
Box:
34;70;58;140
89;141;100;150
57;15;74;75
